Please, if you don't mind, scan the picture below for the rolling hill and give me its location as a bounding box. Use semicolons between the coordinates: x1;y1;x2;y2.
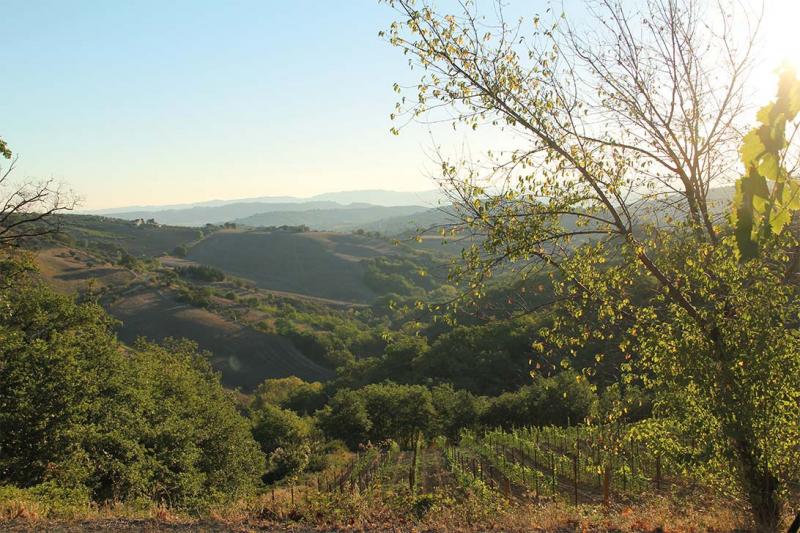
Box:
29;216;453;390
186;229;408;303
32;241;336;390
108;286;333;389
58;215;202;257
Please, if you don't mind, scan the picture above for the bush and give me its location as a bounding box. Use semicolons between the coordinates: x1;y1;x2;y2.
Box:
175;264;225;282
252;377;326;416
0;274;263;509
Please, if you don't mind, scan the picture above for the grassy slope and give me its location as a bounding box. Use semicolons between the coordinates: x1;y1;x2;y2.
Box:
61;215;201;257
33;240;335;391
187;230;405;304
34;246;136;293
107;286;333;389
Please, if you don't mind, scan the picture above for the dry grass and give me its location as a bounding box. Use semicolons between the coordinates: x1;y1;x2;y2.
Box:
0;492;750;532
107;286;333;390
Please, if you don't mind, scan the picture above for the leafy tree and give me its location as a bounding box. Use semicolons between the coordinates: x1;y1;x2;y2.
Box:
316;389;372;450
480;371;597;429
430;383;484;441
360;382;435;447
128;338;265;506
252;376;326;415
384;1;799;528
251;403;311;481
417;319;536;395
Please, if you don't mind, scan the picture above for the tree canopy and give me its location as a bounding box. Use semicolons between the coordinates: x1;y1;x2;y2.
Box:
384;0;800;530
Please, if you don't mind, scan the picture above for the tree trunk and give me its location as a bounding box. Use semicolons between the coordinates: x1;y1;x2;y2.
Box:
745;471;782;533
734;438;783;533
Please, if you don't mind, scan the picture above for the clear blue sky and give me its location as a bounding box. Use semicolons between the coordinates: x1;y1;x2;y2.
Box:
0;1;791;210
0;1;434;209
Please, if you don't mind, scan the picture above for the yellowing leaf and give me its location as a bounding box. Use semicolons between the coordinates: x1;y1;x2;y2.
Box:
758;153;780;181
782;179;800;209
740;130;765;167
771;205;791;233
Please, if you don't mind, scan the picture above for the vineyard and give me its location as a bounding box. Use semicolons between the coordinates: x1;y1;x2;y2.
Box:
258;422;680;521
448;425;669;505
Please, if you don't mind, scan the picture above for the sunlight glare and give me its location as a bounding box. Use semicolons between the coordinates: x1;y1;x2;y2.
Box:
760;0;800;70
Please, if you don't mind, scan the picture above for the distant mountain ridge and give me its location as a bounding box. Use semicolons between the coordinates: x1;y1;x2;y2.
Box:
86;189;448;231
233;205;433;232
100;201;358;227
90;189;445;215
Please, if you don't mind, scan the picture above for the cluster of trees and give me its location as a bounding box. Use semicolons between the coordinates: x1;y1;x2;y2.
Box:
273;307;389;369
362;256;441;297
253;224;310;233
252;369;604;454
175;264;226;282
0;261;264;509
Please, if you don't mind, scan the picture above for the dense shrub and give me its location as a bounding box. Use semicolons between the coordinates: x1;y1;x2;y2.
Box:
0;273;263;509
316;389;372;450
175;264;225;282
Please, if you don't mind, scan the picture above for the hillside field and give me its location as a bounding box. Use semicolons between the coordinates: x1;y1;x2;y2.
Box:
186;229;407;303
108;286;334;389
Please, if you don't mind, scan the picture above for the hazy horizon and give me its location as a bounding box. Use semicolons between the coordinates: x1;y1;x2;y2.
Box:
1;0;795;210
0;1;441;210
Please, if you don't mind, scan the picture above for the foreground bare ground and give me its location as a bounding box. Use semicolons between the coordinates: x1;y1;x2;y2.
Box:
1;520;301;533
0;521;436;533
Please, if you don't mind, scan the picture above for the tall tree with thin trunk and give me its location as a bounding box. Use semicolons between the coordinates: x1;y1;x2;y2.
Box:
382;1;799;530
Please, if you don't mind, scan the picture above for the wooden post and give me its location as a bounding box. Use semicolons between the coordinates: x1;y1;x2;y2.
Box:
290;485;294;507
504;477;511;498
409;432;419;493
655;454;662;491
602;466;610;507
573;453;579;506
